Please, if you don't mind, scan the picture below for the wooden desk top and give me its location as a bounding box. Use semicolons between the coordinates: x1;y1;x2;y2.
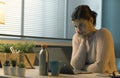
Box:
0;67;111;78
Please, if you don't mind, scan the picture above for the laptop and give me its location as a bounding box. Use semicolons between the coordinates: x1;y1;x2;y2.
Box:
60;62;92;74
60;63;74;74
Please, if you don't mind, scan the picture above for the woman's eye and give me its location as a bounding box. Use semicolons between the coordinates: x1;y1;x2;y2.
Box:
74;25;78;28
79;23;84;27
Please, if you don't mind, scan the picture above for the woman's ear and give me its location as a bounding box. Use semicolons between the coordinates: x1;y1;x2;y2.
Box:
89;17;94;24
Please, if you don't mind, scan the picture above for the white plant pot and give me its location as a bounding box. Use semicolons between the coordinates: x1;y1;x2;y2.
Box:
10;67;16;76
3;66;10;75
16;68;26;77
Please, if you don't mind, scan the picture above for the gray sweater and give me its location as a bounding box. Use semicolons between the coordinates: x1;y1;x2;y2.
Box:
70;28;117;73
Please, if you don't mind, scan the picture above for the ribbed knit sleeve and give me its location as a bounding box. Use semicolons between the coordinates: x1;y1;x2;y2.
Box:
86;28;117;73
70;33;87;70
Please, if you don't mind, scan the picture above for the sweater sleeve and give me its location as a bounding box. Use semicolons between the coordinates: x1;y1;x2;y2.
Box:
86;29;115;73
70;33;87;70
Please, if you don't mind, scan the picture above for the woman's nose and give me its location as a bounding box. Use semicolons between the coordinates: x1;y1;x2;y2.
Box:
75;28;80;33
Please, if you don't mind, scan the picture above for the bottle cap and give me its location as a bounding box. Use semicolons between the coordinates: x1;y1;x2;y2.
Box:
41;44;47;48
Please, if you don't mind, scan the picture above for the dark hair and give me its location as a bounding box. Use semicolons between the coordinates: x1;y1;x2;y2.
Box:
71;5;97;25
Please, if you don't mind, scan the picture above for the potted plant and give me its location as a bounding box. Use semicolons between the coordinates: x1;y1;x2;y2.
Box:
11;59;17;67
3;60;10;75
0;43;14;66
14;42;34;53
10;59;17;76
14;42;36;68
17;62;26;77
0;43;12;53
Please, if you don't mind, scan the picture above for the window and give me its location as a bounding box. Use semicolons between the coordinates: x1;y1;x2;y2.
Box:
0;0;21;38
67;0;102;38
24;0;66;38
0;0;102;40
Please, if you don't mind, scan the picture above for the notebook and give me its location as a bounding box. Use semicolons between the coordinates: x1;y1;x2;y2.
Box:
60;63;92;74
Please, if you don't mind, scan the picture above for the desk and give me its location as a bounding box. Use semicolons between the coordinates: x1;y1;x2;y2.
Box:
0;67;111;78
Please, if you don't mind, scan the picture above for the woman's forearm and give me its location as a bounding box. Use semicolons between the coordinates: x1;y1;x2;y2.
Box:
71;42;87;70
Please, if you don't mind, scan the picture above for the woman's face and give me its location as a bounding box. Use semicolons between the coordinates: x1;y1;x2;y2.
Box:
72;18;94;36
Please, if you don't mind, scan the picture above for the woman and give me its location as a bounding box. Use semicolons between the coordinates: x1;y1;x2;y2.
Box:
70;5;118;74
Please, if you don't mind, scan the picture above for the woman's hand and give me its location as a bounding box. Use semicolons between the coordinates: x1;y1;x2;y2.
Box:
80;35;88;45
